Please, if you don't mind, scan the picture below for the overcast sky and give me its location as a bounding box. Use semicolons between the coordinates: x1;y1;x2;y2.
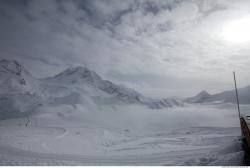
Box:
1;0;250;98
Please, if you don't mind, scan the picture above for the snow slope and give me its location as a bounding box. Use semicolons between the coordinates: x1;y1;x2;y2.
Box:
0;102;245;165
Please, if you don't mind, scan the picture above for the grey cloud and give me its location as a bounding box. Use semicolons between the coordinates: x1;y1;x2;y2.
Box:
0;0;250;97
196;0;228;17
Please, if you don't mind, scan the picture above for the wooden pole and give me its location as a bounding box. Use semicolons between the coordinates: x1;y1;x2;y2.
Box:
233;71;241;119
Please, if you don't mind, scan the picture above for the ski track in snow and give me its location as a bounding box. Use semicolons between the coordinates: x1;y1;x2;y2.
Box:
0;120;243;165
0;102;247;165
0;143;216;166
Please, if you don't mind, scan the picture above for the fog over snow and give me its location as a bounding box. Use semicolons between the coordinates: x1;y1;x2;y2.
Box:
1;0;250;98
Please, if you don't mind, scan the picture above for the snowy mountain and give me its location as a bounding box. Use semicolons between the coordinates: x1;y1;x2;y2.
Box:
43;66;183;109
186;86;250;104
186;91;211;103
0;59;182;119
0;59;41;119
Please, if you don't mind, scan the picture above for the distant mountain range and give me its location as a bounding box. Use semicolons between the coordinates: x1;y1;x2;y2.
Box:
186;86;250;104
2;58;249;120
0;59;182;119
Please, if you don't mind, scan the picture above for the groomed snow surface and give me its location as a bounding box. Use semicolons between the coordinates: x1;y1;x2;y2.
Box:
0;103;245;166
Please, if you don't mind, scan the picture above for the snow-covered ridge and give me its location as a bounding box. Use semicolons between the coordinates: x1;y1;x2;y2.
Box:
186;91;211;103
0;59;182;119
186;86;250;104
47;66;103;86
44;66;183;109
0;59;32;90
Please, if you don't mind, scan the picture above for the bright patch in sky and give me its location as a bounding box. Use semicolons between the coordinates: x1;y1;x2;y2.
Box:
222;16;250;43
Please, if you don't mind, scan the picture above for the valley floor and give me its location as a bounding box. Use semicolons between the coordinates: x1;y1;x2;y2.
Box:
0;103;247;165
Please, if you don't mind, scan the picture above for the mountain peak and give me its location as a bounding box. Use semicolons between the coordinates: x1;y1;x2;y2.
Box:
56;66;99;78
185;90;210;103
50;66;102;86
197;90;210;97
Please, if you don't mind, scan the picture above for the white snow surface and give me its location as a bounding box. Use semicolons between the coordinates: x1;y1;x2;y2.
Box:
0;59;246;165
0;103;245;166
